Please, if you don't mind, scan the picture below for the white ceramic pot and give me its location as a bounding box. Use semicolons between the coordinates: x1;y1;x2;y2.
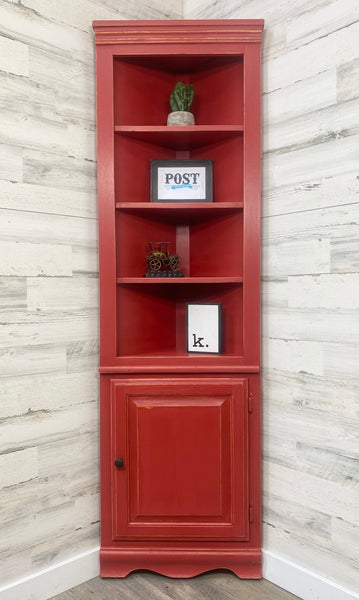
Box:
167;111;195;126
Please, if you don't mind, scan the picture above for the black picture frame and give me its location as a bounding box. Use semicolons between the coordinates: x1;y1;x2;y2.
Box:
151;159;213;203
186;302;222;354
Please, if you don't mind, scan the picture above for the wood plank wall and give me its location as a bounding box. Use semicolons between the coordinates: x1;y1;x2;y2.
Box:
185;0;359;594
0;0;181;589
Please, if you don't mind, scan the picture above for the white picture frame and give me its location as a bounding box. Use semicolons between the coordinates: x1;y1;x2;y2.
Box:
186;303;222;354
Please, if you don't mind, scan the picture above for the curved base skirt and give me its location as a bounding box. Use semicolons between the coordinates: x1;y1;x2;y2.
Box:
100;547;262;579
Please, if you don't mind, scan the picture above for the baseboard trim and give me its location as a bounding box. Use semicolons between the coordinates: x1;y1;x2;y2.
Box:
1;546;358;600
263;548;359;600
0;546;100;600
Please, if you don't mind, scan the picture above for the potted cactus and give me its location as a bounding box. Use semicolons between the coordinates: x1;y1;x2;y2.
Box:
167;81;195;126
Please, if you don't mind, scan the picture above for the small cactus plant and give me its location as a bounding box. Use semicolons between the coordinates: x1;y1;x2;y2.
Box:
170;81;195;113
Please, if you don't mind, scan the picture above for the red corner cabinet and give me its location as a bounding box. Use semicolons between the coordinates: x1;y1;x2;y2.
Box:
93;19;264;579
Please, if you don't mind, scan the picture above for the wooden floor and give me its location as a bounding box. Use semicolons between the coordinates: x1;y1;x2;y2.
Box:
51;572;300;600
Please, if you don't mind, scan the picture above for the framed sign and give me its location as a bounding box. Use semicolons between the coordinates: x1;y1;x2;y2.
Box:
186;303;222;354
151;159;213;203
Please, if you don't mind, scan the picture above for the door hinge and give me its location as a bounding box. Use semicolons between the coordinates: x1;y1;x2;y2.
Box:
249;506;254;522
248;393;253;413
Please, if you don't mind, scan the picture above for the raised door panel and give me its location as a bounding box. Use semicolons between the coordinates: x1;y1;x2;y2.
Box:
111;377;249;540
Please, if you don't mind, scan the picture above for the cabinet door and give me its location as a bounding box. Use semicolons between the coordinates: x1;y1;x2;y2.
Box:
110;377;249;541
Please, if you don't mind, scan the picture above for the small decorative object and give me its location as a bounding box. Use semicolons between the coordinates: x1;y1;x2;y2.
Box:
167;81;195;126
151;159;213;203
145;241;184;277
186;303;222;354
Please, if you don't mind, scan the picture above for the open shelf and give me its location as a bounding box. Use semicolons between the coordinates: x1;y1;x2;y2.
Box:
116;203;243;218
114;55;244;126
115;210;243;279
117;277;243;284
115;135;243;204
116;281;243;358
115;126;243;150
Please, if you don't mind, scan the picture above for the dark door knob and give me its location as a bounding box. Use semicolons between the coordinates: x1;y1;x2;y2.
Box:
114;458;124;468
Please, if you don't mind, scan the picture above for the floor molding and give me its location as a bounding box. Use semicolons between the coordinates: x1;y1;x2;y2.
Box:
1;546;358;600
0;546;100;600
262;548;359;600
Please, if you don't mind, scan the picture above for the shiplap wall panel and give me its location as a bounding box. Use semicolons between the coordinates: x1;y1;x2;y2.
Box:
0;144;23;181
1;401;98;456
264;308;359;349
285;0;359;48
72;246;99;274
288;273;359;309
0;241;72;277
0;209;98;246
0;277;27;310
263;338;324;376
23;150;97;191
331;237;359;273
0;447;39;488
264;69;337;126
66;339;99;373
263;369;359;420
0;371;98;419
0;4;94;60
263;171;358;218
27;276;98;311
264;21;359;92
0;35;29;76
338;57;359;102
0;313;98;350
0;0;180;591
0;108;68;153
184;0;324;30
264;134;359;190
262;491;332;548
264;238;330;276
264;96;359;155
0;181;97;218
262;203;359;243
186;0;359;595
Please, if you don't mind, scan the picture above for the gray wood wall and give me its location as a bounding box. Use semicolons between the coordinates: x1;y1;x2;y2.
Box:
0;0;181;588
0;0;358;595
186;0;359;593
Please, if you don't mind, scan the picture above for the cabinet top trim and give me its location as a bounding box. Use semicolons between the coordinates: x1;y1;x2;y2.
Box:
93;19;264;45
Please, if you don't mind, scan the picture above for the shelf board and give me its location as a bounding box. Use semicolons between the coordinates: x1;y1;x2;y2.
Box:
117;277;243;284
115;202;243;217
114;125;243;150
99;362;260;374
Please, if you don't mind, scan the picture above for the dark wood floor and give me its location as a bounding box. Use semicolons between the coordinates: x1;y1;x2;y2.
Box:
51;572;300;600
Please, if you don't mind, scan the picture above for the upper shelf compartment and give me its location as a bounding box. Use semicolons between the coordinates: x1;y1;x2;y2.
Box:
114;55;244;127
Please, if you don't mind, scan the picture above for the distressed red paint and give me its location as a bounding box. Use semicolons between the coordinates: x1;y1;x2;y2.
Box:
93;19;264;578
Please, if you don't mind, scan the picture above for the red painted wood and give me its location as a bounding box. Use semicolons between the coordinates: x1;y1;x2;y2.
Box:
115;136;243;204
115;126;243;151
100;547;262;579
175;225;190;276
116;277;243;284
110;378;248;540
100;364;260;374
115;202;244;213
112;55;244;127
115;214;243;278
94;19;263;578
243;44;262;368
115;282;243;357
95;45;117;365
